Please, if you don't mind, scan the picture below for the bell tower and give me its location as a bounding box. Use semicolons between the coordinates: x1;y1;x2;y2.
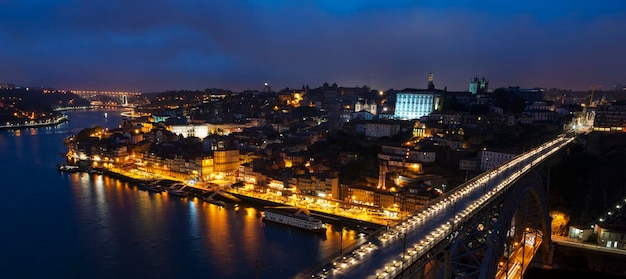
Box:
427;72;435;90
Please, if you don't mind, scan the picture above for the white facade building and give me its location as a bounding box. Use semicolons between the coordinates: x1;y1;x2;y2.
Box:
170;124;210;139
394;92;440;120
479;150;516;171
365;121;402;138
354;99;377;115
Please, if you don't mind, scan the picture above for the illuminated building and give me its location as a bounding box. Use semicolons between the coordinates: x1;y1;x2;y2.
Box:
479;149;516;171
595;223;626;249
393;73;443;120
394;92;439;120
170;124;210;138
592;101;626;132
468;76;489;94
354;99;377;115
287;175;339;198
237;165;264;185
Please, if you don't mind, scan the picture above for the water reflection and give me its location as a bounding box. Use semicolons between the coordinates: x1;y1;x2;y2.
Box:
61;171;364;278
45;109;364;278
188;199;199;240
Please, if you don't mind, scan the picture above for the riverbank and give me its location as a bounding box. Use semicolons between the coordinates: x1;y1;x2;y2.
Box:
69;165;384;234
0;115;68;130
230;192;383;232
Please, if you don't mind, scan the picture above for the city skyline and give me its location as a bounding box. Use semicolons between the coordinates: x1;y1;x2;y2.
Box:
1;1;625;93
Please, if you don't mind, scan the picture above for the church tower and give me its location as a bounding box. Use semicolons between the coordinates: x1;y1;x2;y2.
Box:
369;101;377;115
479;77;489;93
469;76;479;94
354;100;362;112
427;72;435;90
469;76;489;94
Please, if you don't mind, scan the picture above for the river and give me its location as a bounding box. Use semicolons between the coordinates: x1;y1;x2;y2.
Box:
0;108;362;279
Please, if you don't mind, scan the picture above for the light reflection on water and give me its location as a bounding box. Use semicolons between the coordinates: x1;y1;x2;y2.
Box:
63;172;363;278
1;109;364;279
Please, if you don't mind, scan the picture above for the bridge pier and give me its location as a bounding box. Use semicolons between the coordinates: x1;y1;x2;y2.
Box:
542;244;554;265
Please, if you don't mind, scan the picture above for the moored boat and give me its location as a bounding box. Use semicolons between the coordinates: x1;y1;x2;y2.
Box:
57;163;80;173
166;185;188;197
147;184;165;193
144;180;164;192
202;196;226;206
87;167;104;175
262;206;327;233
201;192;226;206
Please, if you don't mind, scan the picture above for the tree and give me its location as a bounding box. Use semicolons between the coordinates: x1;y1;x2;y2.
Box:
340;160;366;183
232;181;245;189
492;87;527;113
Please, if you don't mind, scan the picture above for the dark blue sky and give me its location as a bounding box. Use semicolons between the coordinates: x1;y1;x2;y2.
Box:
1;1;625;93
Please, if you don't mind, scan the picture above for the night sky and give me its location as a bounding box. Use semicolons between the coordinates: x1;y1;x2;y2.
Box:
1;1;625;93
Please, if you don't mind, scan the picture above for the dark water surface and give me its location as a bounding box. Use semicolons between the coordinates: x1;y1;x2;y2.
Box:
0;109;361;279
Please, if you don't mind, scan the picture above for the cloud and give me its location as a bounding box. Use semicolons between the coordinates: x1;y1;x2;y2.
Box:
0;1;625;92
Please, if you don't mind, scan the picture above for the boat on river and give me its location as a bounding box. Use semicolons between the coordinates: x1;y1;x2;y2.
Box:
202;192;225;206
87;167;104;175
147;184;165;193
262;206;327;233
203;197;226;206
57;163;80;173
144;180;165;193
166;184;188;197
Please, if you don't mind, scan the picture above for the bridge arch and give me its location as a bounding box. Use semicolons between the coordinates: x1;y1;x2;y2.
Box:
440;170;552;279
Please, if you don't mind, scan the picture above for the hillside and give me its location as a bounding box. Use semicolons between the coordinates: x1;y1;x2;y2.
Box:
549;133;626;227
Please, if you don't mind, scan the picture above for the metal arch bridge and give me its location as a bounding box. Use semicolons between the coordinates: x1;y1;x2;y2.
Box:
71;90;142;105
296;134;575;279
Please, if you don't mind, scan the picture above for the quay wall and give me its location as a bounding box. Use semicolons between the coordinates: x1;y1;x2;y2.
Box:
102;169;145;186
0;116;68;130
229;192;383;232
71;169;384;234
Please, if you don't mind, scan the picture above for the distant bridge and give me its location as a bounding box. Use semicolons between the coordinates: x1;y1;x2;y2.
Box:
71;90;142;106
296;134;575;279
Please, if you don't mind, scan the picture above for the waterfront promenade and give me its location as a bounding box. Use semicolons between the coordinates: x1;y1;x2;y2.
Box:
60;164;388;232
